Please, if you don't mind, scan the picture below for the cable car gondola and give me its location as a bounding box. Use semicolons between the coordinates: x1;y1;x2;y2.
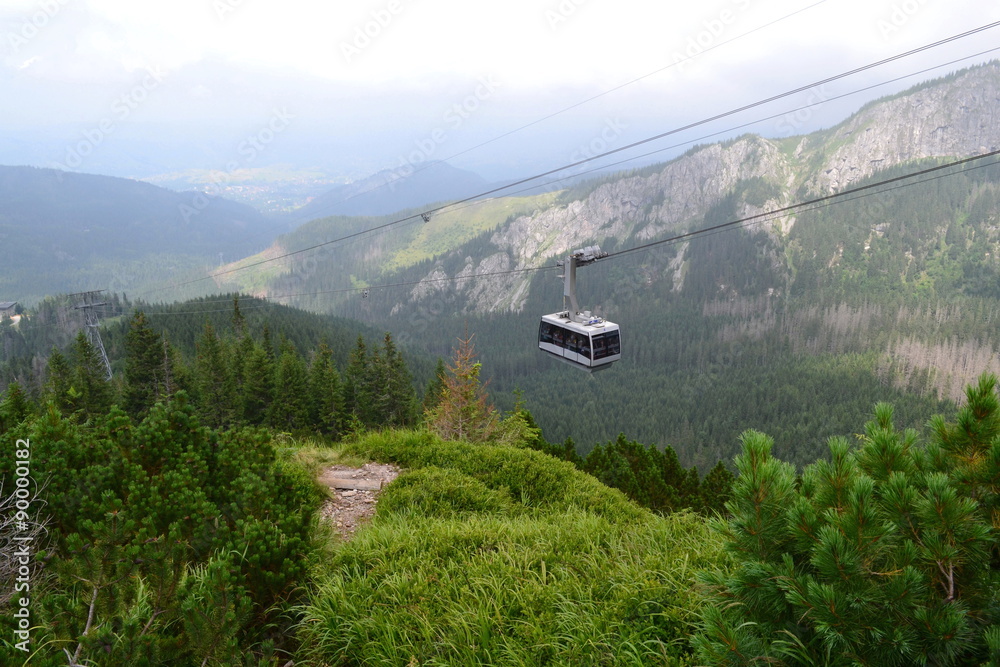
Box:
537;246;621;372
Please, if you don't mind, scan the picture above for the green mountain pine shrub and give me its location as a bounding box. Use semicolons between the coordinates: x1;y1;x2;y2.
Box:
694;373;1000;665
0;393;325;665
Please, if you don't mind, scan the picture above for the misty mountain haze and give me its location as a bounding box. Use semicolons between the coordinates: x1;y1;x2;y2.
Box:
287;160;489;219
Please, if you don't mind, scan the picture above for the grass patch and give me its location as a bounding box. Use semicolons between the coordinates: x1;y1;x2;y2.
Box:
385;192;562;272
342;429;647;520
299;511;722;665
281;437;370;477
377;466;517;518
297;430;729;665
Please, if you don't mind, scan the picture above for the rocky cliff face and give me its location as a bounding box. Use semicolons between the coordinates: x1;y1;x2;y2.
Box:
400;61;1000;314
805;62;1000;192
408;135;792;312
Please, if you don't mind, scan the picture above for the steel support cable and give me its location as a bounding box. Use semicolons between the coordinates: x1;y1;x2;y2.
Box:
606;149;1000;260
140;150;1000;312
282;0;828;225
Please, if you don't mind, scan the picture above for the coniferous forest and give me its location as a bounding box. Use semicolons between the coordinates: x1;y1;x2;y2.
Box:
1;291;998;664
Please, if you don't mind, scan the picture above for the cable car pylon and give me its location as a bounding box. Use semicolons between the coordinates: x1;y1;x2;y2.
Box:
71;290;113;381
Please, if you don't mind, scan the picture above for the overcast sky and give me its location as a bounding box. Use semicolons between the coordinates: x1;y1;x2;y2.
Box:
2;0;999;181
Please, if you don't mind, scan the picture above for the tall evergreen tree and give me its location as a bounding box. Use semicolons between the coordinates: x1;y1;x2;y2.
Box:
342;336;371;427
160;335;191;398
372;332;418;427
69;331;113;417
194;323;236;428
43;348;73;413
229;332;253;405
0;381;33;433
231;295;245;336
269;341;309;432
422;358;447;416
426;334;498;442
122;311;167;417
308;342;344;438
261;323;275;361
240;342;273;426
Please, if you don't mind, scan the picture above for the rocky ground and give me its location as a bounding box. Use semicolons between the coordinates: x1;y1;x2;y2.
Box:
317;462;401;539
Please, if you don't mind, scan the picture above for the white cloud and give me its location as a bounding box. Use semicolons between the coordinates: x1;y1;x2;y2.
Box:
6;0;1000;90
2;0;999;177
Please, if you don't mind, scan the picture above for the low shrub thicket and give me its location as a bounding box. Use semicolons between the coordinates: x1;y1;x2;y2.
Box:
0;393;324;665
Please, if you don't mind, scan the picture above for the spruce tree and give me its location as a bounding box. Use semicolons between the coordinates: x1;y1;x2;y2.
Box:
0;381;33;433
342;336;371;427
122;311;166;417
422;358;447;416
69;331;113;417
375;332;418;427
239;341;273;426
261;323;275;360
308;342;344;438
231;294;245;335
43;347;73;412
161;336;190;398
426;333;498;442
269;341;310;432
194;323;236;429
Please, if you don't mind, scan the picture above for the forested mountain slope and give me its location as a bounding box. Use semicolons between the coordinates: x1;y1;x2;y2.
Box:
226;63;999;311
0;166;276;303
207;62;1000;468
0;294;436;401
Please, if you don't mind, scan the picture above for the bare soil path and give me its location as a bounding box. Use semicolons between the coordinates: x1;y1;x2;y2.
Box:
317;462;400;539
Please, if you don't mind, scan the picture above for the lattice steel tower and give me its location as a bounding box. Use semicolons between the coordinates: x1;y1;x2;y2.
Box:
71;290;112;381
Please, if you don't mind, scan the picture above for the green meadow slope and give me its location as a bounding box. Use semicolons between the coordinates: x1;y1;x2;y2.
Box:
297;430;729;666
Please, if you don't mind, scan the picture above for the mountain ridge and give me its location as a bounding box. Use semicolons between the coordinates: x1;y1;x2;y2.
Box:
0;165;278;303
287;160;490;220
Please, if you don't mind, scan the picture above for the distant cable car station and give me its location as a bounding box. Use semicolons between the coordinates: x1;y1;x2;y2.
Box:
538;245;621;372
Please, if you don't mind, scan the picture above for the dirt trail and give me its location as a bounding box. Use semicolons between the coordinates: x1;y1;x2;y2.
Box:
317;462;400;539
